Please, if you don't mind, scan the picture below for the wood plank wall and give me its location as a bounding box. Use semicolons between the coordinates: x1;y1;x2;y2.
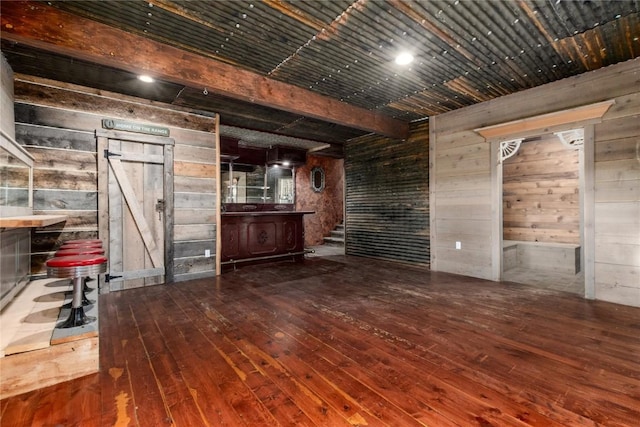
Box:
172;133;217;282
12;78;218;287
1;54;15;141
345;120;429;266
503;136;580;244
430;58;640;307
593;88;640;305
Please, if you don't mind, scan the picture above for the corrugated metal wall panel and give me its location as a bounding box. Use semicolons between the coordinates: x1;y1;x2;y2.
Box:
345;120;429;266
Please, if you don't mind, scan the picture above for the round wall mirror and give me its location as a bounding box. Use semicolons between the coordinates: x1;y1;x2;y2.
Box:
310;167;325;193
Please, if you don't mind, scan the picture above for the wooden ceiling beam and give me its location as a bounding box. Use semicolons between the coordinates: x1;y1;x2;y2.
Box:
0;1;410;139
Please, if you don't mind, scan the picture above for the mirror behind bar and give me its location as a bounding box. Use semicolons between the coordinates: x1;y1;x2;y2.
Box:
221;162;295;210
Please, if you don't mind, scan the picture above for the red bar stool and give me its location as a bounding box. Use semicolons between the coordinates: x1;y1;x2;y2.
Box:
55;247;106;305
59;243;104;288
55;248;105;257
60;243;103;250
46;254;107;328
58;240;104;292
63;239;103;245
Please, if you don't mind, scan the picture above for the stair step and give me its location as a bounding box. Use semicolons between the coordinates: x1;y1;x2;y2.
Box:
323;221;345;247
323;236;345;246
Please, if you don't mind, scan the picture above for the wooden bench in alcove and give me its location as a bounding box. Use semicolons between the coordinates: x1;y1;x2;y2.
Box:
503;240;581;274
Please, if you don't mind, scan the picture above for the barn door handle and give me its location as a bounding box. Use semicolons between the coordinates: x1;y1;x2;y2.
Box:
105;274;123;283
155;199;165;220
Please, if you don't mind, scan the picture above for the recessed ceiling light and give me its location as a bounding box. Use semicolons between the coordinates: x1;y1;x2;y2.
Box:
395;52;414;66
138;75;154;83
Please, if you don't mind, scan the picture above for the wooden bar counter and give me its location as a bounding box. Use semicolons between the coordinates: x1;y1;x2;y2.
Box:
1;215;67;311
221;209;314;269
0;214;67;228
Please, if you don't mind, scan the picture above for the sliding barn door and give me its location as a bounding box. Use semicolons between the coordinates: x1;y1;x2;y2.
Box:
97;130;174;291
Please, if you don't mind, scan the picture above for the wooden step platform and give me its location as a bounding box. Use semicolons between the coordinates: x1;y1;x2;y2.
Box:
0;278;99;399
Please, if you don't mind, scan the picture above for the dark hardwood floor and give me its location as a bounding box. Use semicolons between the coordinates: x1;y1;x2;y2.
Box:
2;255;639;426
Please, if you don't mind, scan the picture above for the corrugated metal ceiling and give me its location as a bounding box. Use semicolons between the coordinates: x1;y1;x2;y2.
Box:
1;0;639;152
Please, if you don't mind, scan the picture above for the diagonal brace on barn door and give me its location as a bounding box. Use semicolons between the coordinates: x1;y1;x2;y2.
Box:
108;157;163;268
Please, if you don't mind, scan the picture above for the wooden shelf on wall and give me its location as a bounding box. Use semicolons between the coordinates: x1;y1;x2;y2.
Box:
0;215;67;228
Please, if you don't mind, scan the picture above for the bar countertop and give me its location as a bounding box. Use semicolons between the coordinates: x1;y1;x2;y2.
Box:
0;215;67;228
221;211;315;217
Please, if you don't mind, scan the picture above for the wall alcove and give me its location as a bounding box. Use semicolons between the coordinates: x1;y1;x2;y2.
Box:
474;100;615;299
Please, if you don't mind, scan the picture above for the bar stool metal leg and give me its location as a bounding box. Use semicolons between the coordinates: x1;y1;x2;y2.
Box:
84;277;95;292
60;277;96;328
61;288;94;308
61;282;95;327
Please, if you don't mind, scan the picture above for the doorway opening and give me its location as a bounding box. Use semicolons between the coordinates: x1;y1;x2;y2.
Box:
500;131;584;295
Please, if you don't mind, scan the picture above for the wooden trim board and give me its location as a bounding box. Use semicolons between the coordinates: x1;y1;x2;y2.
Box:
0;337;98;400
95;129;175;146
0;214;67;228
474;100;615;140
164;144;175;283
96;135;110;292
582;125;596;299
215;113;222;276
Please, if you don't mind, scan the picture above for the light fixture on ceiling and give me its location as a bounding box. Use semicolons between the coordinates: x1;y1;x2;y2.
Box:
395;52;414;66
138;74;154;83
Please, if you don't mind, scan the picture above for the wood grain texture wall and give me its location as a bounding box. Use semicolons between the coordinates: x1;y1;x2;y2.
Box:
13;78;217;286
503;136;580;244
593;91;640;306
171;133;217;282
345;120;429;266
1;54;15;141
431;58;640;307
295;155;344;246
